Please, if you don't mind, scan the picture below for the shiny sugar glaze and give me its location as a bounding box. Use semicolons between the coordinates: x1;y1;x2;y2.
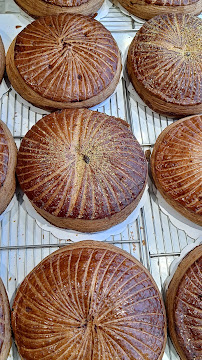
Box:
0;125;9;187
174;256;202;359
11;243;166;360
14;13;120;103
16;109;147;220
128;14;202;105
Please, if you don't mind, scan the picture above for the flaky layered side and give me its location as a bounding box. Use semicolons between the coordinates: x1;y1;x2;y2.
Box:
0;120;17;215
118;0;202;19
151;114;202;226
166;245;202;360
16;108;148;231
6;14;122;111
12;241;167;360
14;0;104;17
127;14;202;117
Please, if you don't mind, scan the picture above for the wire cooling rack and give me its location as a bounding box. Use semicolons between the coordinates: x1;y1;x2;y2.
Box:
0;2;201;359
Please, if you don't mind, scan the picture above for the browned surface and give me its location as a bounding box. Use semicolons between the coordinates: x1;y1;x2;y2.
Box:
127;14;202;115
13;14;120;104
43;0;88;5
0;120;17;215
16;108;148;230
118;0;202;19
12;241;167;360
0;278;11;360
0;125;9;188
14;0;104;17
0;37;5;85
166;245;202;360
150;114;202;226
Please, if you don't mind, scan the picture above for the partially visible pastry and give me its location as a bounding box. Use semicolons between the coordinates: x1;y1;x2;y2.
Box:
14;0;104;18
118;0;202;20
127;13;202;117
150;114;202;226
0;36;5;84
0;278;11;360
6;13;122;111
11;240;167;360
16;108;148;232
166;244;202;360
0;120;17;215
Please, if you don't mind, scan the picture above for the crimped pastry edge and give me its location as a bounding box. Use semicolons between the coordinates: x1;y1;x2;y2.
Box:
6;36;122;111
150;115;202;226
0;119;17;215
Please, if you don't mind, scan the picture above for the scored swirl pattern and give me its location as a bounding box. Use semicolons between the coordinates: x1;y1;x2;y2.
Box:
0;125;9;187
12;245;166;360
14;14;120;103
174;256;202;359
16;109;147;220
128;14;202;105
153;115;202;217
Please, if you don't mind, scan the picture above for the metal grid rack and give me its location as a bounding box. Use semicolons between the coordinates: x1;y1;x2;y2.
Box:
0;2;201;359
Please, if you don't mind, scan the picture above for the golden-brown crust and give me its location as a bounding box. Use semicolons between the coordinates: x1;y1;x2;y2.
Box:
127;14;202;117
6;14;122;111
0;278;12;360
166;245;202;360
14;0;104;17
12;240;167;360
16;108;148;231
118;0;202;19
0;37;5;85
0;120;17;215
150;114;202;226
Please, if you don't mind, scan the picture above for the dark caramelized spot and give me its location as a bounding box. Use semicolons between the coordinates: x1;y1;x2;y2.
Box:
83;154;90;164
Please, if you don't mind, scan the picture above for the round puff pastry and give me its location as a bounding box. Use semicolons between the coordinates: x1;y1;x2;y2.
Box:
11;240;167;360
166;244;202;360
6;13;122;111
14;0;104;18
0;278;12;360
127;13;202;117
150;114;202;226
118;0;202;20
0;120;17;215
16;108;148;232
